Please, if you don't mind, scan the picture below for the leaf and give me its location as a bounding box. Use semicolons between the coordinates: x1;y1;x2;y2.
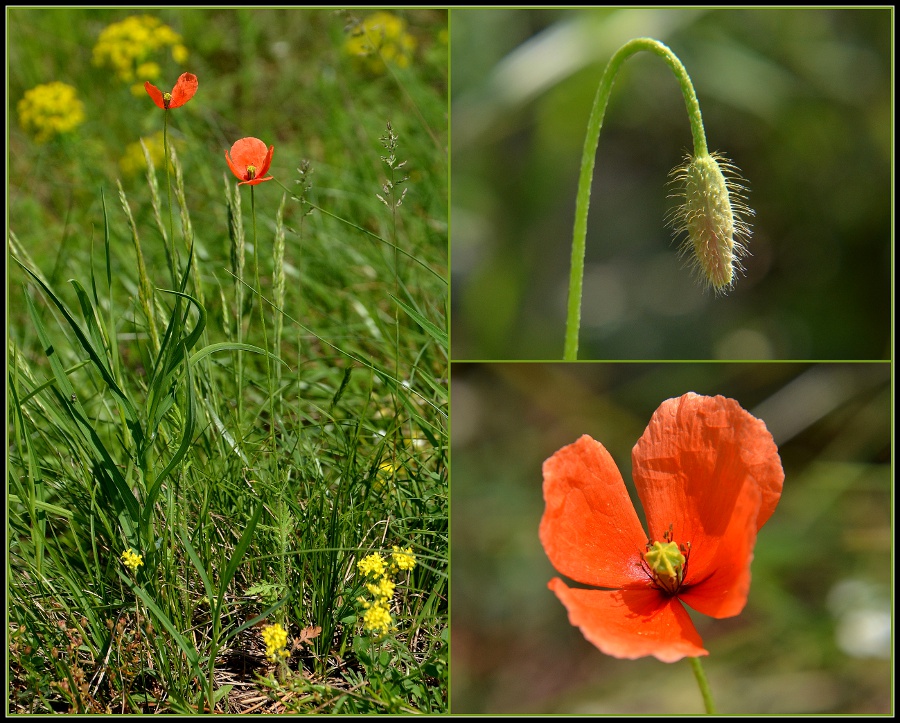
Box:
16;259;144;448
189;342;288;370
216;501;264;615
119;571;201;675
24;289;140;538
144;345;196;524
180;529;215;606
295;625;322;649
390;294;447;350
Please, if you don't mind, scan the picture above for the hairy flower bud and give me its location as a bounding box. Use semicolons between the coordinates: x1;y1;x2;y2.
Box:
668;152;753;293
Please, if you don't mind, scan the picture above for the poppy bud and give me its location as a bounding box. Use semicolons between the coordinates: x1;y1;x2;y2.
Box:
669;152;753;293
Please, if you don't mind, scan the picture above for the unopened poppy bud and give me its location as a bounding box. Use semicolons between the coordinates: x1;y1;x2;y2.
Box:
644;540;685;593
669;152;752;293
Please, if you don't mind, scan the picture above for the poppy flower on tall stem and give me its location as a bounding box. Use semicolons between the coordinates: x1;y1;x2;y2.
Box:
225;137;274;186
540;393;784;667
143;72;198;288
144;72;198;110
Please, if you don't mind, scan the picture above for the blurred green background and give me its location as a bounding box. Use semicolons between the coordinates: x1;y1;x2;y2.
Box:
450;362;891;714
450;8;891;360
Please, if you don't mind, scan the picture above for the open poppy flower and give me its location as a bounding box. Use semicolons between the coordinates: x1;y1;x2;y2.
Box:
144;72;198;110
539;392;783;663
225;137;274;186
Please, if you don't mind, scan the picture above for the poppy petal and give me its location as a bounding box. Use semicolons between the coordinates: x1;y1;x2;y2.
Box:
225;149;244;181
257;145;274;178
168;72;198;109
144;81;166;109
548;578;708;662
631;393;782;593
229;137;269;170
540;435;649;589
677;475;760;618
238;176;274;186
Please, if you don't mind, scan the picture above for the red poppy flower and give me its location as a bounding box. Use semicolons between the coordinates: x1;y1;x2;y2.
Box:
144;72;198;110
539;392;784;663
225;137;274;186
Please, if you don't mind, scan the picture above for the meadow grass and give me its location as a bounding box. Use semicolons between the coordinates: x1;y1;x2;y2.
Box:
7;8;448;714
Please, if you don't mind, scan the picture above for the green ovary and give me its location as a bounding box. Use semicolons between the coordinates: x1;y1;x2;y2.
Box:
644;540;685;594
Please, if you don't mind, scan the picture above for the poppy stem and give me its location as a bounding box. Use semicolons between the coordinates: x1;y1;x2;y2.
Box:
163;110;178;285
564;38;709;360
249;184;278;486
688;656;717;714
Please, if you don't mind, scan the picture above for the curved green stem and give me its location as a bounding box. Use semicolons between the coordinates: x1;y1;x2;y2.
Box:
564;38;708;360
689;656;717;714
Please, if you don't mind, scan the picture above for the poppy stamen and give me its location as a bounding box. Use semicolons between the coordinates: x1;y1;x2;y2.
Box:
246;164;256;180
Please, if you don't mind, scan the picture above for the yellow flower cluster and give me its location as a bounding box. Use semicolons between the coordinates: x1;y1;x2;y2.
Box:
17;82;85;144
344;11;416;74
391;545;416;571
261;623;290;662
357;552;387;578
373;461;394;493
119;131;167;176
356;547;417;635
92;15;189;95
121;548;143;573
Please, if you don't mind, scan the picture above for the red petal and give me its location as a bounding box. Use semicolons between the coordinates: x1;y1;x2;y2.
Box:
224;149;243;181
228;137;269;170
238;176;274;186
678;478;759;618
144;81;165;109
548;578;707;662
168;72;198;109
540;435;649;589
631;393;783;615
258;145;274;178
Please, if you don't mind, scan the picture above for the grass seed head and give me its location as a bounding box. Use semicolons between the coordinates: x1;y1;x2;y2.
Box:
668;152;753;293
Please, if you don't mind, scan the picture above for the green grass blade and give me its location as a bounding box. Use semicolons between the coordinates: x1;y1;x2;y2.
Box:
16;259;144;446
145;347;196;519
24;288;141;539
179;529;215;606
390;294;447;349
188;341;288;369
119;571;202;674
215;500;264;614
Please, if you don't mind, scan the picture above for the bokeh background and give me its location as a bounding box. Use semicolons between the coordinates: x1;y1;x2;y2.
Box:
450;362;891;714
451;8;891;360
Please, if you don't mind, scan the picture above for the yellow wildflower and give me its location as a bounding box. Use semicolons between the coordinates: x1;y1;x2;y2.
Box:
121;548;143;573
17;82;85;144
357;552;386;578
361;601;393;634
261;623;290;661
119;132;168;176
366;576;396;601
93;15;189;87
373;461;395;493
172;44;189;64
344;11;416;74
391;546;416;571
